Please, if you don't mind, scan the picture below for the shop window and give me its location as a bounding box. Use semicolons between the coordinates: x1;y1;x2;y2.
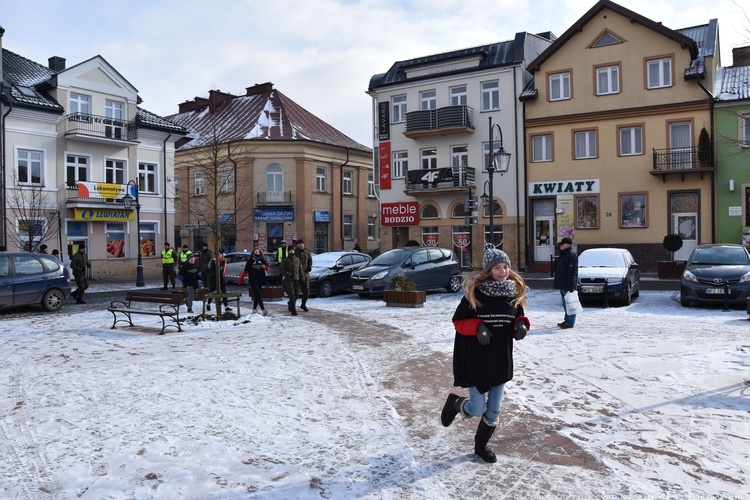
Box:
422;226;439;246
619;193;647;228
106;223;126;258
575;195;599;229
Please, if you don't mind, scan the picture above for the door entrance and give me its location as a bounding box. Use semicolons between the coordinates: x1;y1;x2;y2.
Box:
534;217;555;263
672;213;697;261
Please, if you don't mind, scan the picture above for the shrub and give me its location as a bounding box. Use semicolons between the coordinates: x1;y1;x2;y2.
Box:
389;271;417;291
663;234;683;259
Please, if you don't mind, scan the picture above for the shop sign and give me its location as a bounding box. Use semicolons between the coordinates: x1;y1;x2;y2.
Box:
315;211;331;222
254;207;295;222
77;181;127;200
379;142;391;190
381;201;419;226
74;208;134;222
529;179;599;196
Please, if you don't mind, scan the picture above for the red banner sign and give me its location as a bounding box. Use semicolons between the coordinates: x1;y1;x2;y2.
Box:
379;142;391;190
381;201;419;226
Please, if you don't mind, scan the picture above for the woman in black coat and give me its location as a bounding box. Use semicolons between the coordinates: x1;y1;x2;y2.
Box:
441;245;530;463
239;248;269;316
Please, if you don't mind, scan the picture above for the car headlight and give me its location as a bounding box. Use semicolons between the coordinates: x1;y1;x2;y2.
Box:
682;270;697;282
372;271;388;280
740;271;750;283
607;277;623;284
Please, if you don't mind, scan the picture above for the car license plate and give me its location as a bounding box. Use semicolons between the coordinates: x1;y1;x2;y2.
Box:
582;286;603;293
706;287;727;294
352;285;364;291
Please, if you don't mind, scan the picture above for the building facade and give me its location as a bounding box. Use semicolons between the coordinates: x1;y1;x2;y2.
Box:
714;46;750;246
167;83;377;256
367;32;554;269
522;0;719;272
1;32;186;279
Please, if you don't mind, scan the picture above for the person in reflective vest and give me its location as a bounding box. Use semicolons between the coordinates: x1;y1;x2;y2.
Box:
178;244;193;273
161;242;177;290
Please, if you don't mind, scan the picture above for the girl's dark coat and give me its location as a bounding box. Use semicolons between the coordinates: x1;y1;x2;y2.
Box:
452;290;525;393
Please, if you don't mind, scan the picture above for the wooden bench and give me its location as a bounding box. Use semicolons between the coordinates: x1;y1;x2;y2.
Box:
108;291;185;335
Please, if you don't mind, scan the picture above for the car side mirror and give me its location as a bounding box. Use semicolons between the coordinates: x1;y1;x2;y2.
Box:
630;263;639;269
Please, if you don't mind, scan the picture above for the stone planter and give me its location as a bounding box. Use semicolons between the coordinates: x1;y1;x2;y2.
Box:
657;261;685;279
383;290;427;308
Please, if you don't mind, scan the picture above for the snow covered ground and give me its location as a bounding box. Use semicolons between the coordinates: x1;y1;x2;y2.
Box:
0;286;748;499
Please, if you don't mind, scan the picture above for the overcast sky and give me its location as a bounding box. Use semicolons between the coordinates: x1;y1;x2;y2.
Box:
2;0;749;146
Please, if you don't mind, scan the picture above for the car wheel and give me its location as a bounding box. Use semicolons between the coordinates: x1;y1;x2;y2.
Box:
680;293;691;307
633;285;640;298
319;280;334;298
622;282;632;306
42;289;65;312
446;275;462;293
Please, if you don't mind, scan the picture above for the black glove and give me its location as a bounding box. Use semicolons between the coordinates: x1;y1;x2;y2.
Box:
515;323;528;340
477;323;492;346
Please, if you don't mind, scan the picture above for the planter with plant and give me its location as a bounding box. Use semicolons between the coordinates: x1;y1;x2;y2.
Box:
658;233;685;279
698;127;710;168
383;272;426;308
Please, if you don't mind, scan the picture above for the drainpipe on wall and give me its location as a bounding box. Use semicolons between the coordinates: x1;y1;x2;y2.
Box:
1;25;7;249
513;66;524;271
520;85;530;270
340;147;350;251
697;80;716;243
226;141;238;252
162;130;172;243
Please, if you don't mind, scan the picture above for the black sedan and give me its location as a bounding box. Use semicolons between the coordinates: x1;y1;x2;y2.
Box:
309;251;372;297
680;244;750;307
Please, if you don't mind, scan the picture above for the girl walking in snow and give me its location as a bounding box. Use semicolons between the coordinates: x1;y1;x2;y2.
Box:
441;245;530;463
239;248;269;316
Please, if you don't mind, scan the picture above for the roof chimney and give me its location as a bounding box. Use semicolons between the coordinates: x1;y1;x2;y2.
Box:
208;89;236;113
732;46;750;67
48;56;66;72
246;82;274;96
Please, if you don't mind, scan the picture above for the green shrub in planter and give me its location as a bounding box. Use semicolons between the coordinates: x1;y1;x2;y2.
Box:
663;234;683;260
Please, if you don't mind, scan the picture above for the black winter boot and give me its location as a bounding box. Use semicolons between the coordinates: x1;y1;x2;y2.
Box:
474;419;497;463
440;393;466;427
300;301;308;312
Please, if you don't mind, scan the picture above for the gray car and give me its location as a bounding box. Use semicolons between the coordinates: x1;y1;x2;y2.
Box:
350;246;461;297
0;253;72;311
224;251;280;285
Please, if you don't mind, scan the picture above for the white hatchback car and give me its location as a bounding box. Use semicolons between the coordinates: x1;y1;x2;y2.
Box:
576;248;640;305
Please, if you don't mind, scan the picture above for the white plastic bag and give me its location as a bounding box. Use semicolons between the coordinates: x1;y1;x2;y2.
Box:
564;290;583;315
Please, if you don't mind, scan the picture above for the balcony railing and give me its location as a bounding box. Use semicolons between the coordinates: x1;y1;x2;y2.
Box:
404;105;474;138
257;190;293;205
405;166;476;192
65;113;138;141
652;147;713;173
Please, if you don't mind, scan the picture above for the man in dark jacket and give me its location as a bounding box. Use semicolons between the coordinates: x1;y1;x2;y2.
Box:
70;244;91;304
280;247;302;316
553;237;578;329
179;255;201;313
198;243;213;278
293;239;312;311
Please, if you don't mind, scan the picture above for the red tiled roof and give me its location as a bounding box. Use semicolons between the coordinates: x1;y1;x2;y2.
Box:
167;85;371;153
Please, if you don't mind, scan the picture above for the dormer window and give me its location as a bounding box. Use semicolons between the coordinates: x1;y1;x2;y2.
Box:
592;32;623;48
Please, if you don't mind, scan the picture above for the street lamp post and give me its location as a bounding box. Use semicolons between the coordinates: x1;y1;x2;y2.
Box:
484;116;511;247
122;180;145;287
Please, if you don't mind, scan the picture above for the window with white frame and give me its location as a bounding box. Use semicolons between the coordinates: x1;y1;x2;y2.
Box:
66;154;89;188
266;164;283;201
392;151;408;178
596;65;620;95
421;148;438;170
451;145;468;168
574;130;597;159
220;166;234;193
481;80;499;111
17;149;43;185
367;216;377;240
343;215;353;240
17;218;45;249
316;167;327;192
531;134;552;162
105;99;125;139
392;95;407;123
69;92;90;119
139;222;157;257
367;173;375;197
138;162;157;194
420;90;436;110
742;114;750;144
194;171;205;195
549;72;571;101
647;57;672;89
421;204;438;219
106;222;126;258
343;170;353;195
105;159;125;184
619;126;643;156
450;85;467;106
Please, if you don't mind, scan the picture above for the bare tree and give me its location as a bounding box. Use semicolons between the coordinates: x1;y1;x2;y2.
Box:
6;172;60;252
174;118;258;318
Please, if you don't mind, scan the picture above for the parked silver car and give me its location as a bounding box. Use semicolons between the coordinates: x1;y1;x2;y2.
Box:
577;248;640;305
0;253;72;311
224;251;280;284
